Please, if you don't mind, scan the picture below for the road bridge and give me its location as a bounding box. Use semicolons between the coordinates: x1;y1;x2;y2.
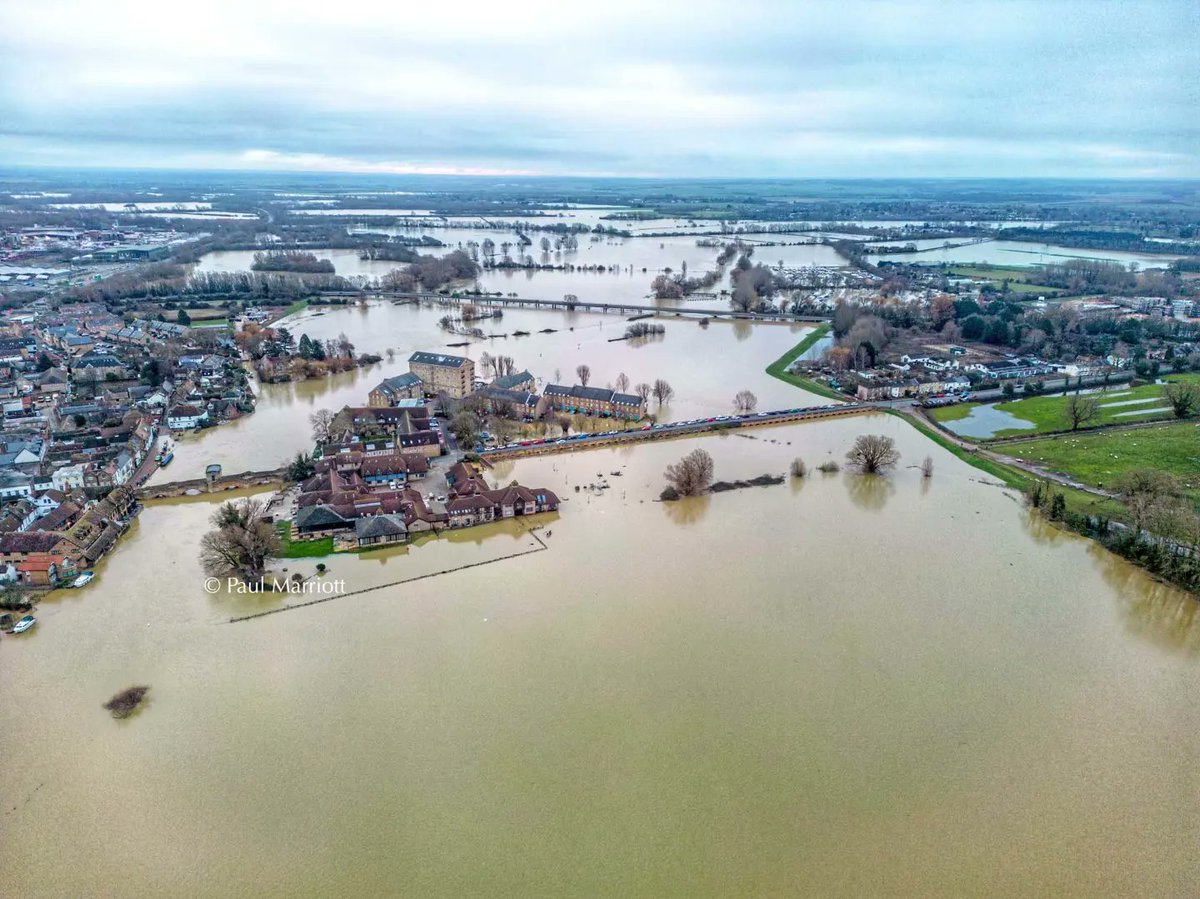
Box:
316;290;831;323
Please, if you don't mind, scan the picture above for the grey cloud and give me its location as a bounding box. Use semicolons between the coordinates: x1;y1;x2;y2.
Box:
0;0;1195;177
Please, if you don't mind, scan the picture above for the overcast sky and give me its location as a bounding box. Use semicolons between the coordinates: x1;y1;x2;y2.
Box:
1;0;1196;179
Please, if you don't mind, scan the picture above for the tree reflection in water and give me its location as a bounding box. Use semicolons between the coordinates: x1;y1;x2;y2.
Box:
1022;508;1200;654
844;473;894;512
1092;541;1200;655
662;494;711;527
731;319;752;342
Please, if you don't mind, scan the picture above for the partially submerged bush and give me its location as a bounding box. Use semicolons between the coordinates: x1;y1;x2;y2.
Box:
659;485;681;501
104;685;150;719
817;460;840;474
790;457;807;478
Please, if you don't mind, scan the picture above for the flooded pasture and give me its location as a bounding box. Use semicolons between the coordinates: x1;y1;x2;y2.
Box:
3;416;1197;897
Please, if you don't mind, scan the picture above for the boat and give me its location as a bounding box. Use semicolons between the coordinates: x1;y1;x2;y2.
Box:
72;571;95;588
160;451;174;467
11;615;36;634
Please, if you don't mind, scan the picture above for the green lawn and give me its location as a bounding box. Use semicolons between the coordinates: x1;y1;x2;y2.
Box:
930;374;1198;438
926;403;974;423
276;521;335;558
1000;420;1200;499
282;298;311;317
945;265;1058;294
765;324;847;400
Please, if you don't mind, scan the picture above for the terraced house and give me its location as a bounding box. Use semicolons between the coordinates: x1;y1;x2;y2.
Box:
540;384;646;420
408;351;475;399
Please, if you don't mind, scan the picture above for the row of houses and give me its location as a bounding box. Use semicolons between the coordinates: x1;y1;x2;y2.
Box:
291;458;559;549
0;486;135;587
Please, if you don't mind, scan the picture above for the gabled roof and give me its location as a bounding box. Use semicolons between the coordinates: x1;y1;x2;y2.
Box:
493;370;533;389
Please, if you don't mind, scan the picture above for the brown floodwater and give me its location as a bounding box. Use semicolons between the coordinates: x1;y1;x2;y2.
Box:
3;415;1197;897
151;300;820;483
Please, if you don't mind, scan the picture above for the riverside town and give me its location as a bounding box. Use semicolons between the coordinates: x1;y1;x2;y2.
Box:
2;3;1198;897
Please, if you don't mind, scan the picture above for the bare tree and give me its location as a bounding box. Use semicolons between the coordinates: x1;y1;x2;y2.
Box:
664;448;715;497
200;498;281;581
846;434;900;474
652;379;675;405
790;457;807;478
576;364;591;386
1162;381;1200;419
635;382;652;402
494;355;515;378
921;456;934;478
309;408;336;444
734;389;758;414
614;372;630;394
1115;468;1180;532
1064;394;1100;431
478;351;493;380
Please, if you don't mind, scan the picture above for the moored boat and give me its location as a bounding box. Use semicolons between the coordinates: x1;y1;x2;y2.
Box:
11;615;36;634
160;451;174;467
72;571;95;588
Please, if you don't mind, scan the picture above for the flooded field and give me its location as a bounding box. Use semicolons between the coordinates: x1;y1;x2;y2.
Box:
865;239;1181;268
3;415;1197;897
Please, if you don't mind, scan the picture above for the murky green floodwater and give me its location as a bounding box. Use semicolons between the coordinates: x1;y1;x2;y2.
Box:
3;415;1197;897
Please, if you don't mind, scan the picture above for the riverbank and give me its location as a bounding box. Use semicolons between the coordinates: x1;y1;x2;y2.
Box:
764;324;844;400
899;409;1199;594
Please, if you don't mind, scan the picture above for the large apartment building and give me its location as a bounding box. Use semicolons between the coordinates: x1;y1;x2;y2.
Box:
408;351;475;399
541;384;646;420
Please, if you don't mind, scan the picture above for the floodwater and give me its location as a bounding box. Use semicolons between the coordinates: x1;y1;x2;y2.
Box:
195;237;844;308
940;404;1037;439
149;300;820;482
866;239;1181;268
3;415;1197;897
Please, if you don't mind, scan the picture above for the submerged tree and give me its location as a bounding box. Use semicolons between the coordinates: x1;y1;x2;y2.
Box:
663;448;714;497
846;434;900;474
652;378;675;406
200;498;281;581
734;389;758;414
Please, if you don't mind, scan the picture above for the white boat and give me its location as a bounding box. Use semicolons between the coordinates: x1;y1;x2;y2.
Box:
72;571;95;588
12;615;36;634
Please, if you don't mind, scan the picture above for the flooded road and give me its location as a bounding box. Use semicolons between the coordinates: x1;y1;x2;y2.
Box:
3;415;1197;897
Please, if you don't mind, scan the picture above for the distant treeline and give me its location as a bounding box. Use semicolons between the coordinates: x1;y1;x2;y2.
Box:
251;251;335;273
1002;226;1200;256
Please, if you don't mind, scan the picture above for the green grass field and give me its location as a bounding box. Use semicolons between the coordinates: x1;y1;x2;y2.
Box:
282;298;310;317
276;521;335;558
765;324;847;400
945;265;1058;294
930;374;1198;438
999;420;1200;498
